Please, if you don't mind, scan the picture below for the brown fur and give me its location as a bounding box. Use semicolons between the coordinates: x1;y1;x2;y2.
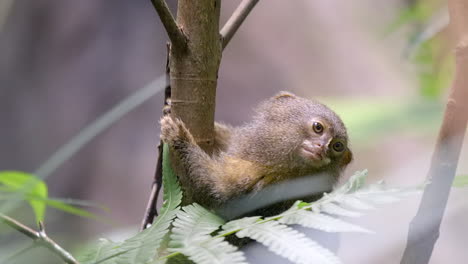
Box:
160;91;352;212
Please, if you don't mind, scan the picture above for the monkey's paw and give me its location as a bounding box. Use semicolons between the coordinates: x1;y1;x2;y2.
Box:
160;116;196;146
162;98;171;115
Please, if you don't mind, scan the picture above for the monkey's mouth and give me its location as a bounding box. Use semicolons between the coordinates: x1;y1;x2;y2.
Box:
300;145;331;165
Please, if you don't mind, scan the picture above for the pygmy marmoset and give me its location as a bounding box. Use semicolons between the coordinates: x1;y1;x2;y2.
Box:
160;91;352;216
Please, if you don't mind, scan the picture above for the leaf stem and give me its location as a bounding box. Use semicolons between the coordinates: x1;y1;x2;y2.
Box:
158;251;181;261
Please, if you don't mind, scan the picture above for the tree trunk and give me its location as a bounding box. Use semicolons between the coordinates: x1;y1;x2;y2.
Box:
170;0;222;153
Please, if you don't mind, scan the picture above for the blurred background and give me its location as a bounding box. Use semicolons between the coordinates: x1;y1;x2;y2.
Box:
1;0;467;263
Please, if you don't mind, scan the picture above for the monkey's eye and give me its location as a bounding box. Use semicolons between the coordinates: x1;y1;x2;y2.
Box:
312;122;324;134
332;141;345;152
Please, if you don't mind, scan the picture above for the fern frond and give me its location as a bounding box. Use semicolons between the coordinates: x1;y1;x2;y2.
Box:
318;202;362;217
235;220;341;264
170;203;225;246
277;202;372;233
78;239;122;264
352;181;420;205
169;204;247;264
77;144;182;264
222;216;262;233
313;170;419;213
339;169;368;193
174;236;246;264
338;196;376;210
115;144;182;264
80;169;420;264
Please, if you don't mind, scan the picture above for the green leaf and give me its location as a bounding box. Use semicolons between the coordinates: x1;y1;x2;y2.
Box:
277;201;372;233
453;175;468;187
77;144;183;264
235;220;341;264
0;171;48;222
222;217;262;236
169;204;225;248
319;202;362;218
77;239;122;264
315;170;420;215
168;204;246;264
45;199;97;219
297;201;309;209
338;170;368;193
0;193;102;220
222;217;262;235
115;144;183;264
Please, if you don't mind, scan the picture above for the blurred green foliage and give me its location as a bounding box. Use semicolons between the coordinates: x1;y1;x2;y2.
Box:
413;38;453;99
386;2;435;34
388;1;453;99
0;171;48;223
453;175;468;187
328;1;453;146
325;98;443;144
0;170;98;224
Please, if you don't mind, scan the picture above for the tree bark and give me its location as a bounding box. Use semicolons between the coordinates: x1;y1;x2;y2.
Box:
170;0;222;153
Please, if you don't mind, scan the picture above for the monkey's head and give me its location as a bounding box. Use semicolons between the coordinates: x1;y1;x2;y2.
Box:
298;112;352;168
248;91;353;177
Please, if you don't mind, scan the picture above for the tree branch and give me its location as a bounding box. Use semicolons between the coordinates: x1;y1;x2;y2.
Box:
166;0;222;205
150;0;187;49
400;1;468;263
0;214;78;264
221;0;260;49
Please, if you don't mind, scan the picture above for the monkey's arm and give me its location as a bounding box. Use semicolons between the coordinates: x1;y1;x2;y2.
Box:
160;116;264;206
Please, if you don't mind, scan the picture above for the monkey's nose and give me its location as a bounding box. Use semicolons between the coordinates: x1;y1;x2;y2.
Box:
315;142;328;151
315;142;329;157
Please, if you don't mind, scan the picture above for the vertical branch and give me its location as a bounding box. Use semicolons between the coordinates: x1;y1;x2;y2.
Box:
168;0;222;204
170;0;222;153
400;1;468;263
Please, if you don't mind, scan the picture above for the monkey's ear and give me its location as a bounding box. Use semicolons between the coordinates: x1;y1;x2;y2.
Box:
274;91;296;100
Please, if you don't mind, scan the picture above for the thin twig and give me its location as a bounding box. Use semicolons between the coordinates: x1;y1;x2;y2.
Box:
0;213;78;264
150;0;187;49
141;43;172;230
400;1;468;263
220;0;260;49
140;142;164;230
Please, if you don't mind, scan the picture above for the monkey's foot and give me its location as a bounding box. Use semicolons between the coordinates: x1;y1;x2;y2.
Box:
160;115;196;146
